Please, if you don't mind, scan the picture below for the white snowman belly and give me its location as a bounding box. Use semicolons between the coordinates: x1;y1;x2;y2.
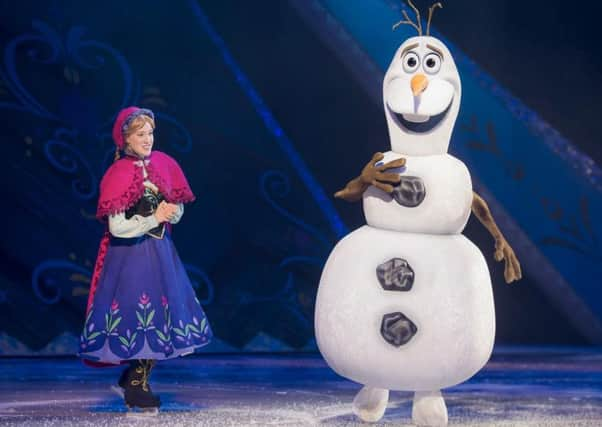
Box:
363;151;473;234
315;225;494;391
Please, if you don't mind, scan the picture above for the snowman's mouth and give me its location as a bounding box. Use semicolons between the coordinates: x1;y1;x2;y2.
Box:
392;103;451;133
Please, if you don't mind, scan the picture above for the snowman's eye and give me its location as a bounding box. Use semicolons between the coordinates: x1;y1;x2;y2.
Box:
423;52;441;74
402;52;420;73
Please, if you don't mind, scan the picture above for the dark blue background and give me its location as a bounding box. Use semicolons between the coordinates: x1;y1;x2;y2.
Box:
0;0;600;354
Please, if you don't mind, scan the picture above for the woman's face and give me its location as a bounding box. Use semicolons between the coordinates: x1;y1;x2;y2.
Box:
126;121;154;158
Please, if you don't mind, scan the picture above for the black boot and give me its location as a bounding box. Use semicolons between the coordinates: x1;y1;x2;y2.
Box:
123;359;160;411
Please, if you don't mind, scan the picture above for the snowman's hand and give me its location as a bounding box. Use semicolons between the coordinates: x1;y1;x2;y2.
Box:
359;152;385;185
494;238;522;284
370;180;395;194
334;152;404;201
375;157;406;172
361;153;404;190
374;159;405;189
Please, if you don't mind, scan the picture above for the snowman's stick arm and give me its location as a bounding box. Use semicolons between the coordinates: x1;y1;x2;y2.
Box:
471;191;523;283
334;176;369;202
471;192;504;242
334;152;405;202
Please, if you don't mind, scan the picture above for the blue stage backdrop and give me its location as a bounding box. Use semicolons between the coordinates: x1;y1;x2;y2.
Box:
0;0;600;354
0;0;341;354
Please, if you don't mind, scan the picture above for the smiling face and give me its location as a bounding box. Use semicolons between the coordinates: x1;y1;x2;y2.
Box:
124;116;155;158
383;36;461;156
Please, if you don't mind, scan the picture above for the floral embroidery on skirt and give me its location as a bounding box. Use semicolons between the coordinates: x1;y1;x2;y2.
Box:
79;233;212;363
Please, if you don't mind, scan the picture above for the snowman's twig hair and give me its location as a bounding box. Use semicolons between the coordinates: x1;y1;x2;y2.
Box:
427;2;443;36
393;1;445;36
393;1;422;35
392;15;421;33
406;0;422;35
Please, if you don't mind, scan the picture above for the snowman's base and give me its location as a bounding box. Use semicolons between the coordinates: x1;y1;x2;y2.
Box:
352;385;389;422
315;225;495;390
412;390;448;426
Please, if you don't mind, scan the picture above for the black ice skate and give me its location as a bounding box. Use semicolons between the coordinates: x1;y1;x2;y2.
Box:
123;359;160;415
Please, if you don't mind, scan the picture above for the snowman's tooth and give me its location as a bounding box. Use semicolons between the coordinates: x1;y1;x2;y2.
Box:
380;311;418;347
376;258;415;292
402;113;430;123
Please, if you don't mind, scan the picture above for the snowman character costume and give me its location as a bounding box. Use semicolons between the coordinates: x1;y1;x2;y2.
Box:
315;2;521;425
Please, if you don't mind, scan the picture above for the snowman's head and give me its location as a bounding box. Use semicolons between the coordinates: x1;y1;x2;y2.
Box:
383;35;461;156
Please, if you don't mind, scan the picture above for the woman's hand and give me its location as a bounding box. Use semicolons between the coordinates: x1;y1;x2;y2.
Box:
155;201;178;223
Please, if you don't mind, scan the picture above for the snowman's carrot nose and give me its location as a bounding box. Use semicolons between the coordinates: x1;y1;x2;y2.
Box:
411;73;429;96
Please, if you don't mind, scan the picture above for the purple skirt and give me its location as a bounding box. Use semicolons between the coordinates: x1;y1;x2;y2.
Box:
78;232;212;363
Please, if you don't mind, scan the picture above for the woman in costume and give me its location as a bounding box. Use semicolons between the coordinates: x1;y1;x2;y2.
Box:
78;106;212;412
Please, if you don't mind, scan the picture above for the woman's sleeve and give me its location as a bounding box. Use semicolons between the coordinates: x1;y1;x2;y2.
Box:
108;212;160;238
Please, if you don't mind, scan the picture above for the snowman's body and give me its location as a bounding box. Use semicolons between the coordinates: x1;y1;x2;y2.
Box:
315;152;495;392
363;152;473;234
315;35;496;425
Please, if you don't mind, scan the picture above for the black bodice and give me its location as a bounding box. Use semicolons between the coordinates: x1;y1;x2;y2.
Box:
125;187;166;239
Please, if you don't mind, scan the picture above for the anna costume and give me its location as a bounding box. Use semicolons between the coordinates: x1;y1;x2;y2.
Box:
78;107;212;365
